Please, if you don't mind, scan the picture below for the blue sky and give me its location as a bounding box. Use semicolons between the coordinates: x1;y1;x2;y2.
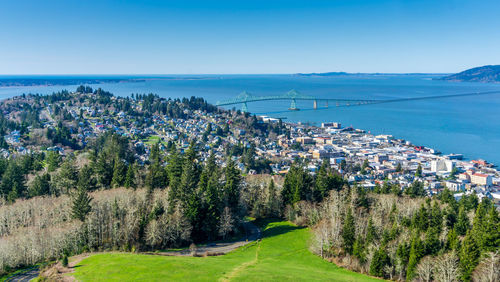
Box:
1;0;499;74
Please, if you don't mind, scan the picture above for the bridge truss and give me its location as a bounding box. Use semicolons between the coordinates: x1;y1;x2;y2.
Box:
216;90;500;112
216;89;379;111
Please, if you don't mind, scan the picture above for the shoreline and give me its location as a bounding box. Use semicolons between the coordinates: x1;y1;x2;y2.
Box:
278;117;498;170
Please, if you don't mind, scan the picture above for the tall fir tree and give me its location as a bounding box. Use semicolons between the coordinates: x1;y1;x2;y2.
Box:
455;206;470;236
342;208;356;254
78;164;96;191
179;142;200;203
406;235;425;280
459;230;480;282
281;162;312;206
366;217;378;244
0;161;25;200
482;205;500;251
223;157;241;212
314;158;331;202
124;163;136;189
71;186;92;222
166;145;183;203
369;247;390;277
111;157;127;187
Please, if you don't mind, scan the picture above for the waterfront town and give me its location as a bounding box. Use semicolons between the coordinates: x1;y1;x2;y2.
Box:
1;88;499;209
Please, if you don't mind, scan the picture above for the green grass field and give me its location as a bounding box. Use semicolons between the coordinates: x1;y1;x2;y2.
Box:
71;220;380;281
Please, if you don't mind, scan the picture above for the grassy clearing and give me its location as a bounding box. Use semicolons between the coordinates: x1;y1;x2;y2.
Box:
71;220;380;281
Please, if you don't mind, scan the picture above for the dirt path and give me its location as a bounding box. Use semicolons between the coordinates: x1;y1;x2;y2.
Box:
219;240;261;282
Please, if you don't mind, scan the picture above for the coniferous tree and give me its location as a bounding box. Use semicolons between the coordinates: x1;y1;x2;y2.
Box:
429;201;443;233
445;227;459;251
111;158;127;187
281;162;313;206
391;183;401;196
223;157;241;212
94;151;113;188
314;159;331;202
62;254;68;267
415;164;422;177
395;162;402;172
124;164;136;189
360;159;369;175
146;142;168;190
167;146;183;202
46;151;61;172
179;143;200;203
405;180;426;197
407;235;425;280
71;186;92;222
200;155;221;240
78;164;96;192
366;217;378;244
342;208;356;254
0;161;25;200
28;173;51;197
459;230;480;282
413;204;429;232
397;242;411;267
455;206;470;236
470;200;489;250
424;227;441;256
353;236;366;263
223;123;230;136
482;205;500;251
370;247;390;277
445;206;458;229
266;179;279;217
55;160;79;194
381;180;391;194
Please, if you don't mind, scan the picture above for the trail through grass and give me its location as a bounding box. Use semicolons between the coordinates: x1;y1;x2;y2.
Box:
71;220;380;281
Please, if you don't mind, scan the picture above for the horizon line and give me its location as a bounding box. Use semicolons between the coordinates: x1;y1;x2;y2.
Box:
0;72;451;76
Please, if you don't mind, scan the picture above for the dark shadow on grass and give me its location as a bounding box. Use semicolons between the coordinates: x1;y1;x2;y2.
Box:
254;218;305;239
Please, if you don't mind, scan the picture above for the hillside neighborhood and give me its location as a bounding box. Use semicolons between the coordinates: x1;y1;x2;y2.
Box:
2;89;499;209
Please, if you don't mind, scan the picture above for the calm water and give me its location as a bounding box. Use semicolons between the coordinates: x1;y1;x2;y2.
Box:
1;74;500;165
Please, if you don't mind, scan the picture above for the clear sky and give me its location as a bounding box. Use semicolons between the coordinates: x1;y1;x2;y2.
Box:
1;0;499;74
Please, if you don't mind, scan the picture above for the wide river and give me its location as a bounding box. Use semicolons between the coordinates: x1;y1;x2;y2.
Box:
1;74;500;165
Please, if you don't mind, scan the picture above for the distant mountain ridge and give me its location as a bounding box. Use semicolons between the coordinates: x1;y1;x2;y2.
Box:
437;65;500;83
295;72;442;77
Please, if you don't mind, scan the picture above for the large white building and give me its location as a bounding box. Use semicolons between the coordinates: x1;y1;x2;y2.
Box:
431;159;455;173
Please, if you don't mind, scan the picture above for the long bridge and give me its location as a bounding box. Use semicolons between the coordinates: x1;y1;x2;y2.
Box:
215;89;500;112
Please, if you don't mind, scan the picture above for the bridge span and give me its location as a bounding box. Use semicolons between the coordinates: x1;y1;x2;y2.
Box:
215;90;500;112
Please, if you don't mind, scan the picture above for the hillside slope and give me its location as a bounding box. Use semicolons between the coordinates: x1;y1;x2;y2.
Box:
69;221;380;281
437;65;500;82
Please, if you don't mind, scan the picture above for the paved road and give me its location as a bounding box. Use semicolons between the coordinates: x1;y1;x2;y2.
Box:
6;222;261;280
158;221;261;256
5;267;39;282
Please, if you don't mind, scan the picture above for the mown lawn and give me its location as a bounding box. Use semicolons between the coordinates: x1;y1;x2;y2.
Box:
71;220;380;281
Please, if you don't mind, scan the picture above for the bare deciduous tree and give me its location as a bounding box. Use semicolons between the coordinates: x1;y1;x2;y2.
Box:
472;251;499;282
434;252;459;282
416;256;434;282
218;206;234;239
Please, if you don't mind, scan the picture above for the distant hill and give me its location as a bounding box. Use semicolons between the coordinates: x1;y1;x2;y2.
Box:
0;78;141;87
295;72;350;77
437;65;500;83
295;72;439;77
